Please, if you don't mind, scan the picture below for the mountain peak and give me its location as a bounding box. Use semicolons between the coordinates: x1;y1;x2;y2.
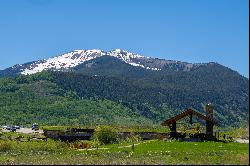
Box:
112;48;123;52
17;49;150;75
1;49;199;76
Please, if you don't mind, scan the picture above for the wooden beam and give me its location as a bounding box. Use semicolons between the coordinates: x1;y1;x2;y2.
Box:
161;108;217;126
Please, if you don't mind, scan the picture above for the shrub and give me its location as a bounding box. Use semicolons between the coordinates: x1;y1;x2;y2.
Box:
0;140;12;152
70;140;92;149
91;126;118;145
119;134;142;144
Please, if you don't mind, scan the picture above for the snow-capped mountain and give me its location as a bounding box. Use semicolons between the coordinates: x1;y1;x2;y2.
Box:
0;49;196;76
0;49;248;128
19;49;162;75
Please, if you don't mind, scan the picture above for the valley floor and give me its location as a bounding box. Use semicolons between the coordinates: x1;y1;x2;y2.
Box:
0;139;248;165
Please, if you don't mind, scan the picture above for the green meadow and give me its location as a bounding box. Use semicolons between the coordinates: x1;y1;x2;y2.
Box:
0;127;248;165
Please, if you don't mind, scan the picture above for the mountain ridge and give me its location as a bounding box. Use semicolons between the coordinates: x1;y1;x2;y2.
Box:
0;49;210;76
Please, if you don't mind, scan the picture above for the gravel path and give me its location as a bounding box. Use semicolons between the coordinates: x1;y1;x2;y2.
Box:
234;138;249;143
1;127;43;134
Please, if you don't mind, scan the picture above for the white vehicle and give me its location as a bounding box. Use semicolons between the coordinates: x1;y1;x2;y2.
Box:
1;125;8;129
32;123;39;130
14;125;20;129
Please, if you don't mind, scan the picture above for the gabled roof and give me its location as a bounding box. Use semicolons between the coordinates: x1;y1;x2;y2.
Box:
161;108;217;126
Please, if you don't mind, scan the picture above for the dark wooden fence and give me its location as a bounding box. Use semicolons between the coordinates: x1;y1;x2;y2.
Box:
44;129;170;141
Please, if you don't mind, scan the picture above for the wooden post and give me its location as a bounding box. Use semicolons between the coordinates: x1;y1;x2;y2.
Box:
170;121;177;138
205;103;214;137
189;114;193;124
206;121;214;137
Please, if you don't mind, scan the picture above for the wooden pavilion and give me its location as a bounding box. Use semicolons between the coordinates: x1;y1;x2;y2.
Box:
161;103;217;138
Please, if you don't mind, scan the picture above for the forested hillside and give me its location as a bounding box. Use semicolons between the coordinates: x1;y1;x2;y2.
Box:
0;72;154;126
0;60;248;127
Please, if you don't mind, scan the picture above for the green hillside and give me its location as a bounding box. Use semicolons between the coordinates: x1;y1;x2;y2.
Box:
0;67;248;127
0;72;153;126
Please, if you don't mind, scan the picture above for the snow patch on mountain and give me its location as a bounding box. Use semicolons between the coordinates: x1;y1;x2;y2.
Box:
21;49;161;75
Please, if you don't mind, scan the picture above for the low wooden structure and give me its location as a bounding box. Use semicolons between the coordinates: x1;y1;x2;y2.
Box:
161;103;217;138
44;129;170;141
44;128;95;141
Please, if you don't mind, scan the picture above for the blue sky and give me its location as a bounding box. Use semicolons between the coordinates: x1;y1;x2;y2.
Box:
0;0;249;77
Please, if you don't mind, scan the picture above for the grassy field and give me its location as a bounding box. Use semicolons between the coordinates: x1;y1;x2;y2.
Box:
0;136;248;165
